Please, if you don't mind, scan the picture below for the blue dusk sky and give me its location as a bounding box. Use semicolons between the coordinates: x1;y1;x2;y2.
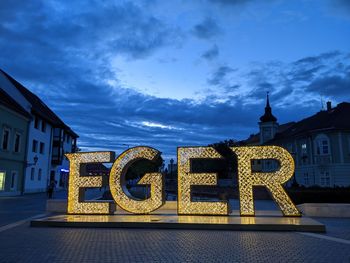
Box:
0;0;350;161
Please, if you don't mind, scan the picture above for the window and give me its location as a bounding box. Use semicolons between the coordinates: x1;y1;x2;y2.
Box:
34;116;40;129
2;128;10;150
32;140;38;153
263;128;271;141
39;142;45;154
320;171;330;187
30;168;35;180
66;135;70;143
315;134;330;155
10;171;17;190
38;169;42;181
41;121;46;132
317;140;329;155
303;173;309;186
14;133;21;153
0;172;5;190
301;143;307;155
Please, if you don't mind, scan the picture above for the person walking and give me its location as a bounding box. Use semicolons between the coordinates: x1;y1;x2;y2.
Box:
47;180;55;199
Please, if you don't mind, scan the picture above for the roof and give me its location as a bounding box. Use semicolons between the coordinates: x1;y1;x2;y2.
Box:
268;102;350;143
0;69;78;138
260;93;277;122
0;88;32;119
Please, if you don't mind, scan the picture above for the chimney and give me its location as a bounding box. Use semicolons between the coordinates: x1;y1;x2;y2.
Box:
326;101;332;111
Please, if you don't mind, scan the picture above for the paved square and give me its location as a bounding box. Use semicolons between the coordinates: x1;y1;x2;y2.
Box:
1;220;350;263
1;193;349;263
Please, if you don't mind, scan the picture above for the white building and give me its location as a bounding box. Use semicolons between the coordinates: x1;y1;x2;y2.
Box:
245;94;350;187
0;69;78;193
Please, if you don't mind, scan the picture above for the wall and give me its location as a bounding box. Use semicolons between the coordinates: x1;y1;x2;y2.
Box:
24;117;53;193
0;105;29;196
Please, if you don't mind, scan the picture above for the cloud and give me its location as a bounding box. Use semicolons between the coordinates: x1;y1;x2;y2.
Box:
207;0;261;6
207;66;236;86
32;47;350;159
192;17;221;40
330;0;350;16
201;50;349;114
48;84;260;158
306;74;350;98
0;0;349;160
202;45;219;60
293;51;340;66
0;1;180;82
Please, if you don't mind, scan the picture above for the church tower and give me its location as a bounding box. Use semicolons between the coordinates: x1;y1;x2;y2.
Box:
259;92;278;144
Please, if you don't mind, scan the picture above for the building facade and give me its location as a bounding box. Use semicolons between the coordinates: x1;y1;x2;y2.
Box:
0;69;78;194
0;89;31;196
246;95;350;187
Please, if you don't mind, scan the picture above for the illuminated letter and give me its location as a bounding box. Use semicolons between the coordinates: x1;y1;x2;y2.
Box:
177;147;229;215
109;146;165;214
66;152;115;214
231;146;300;217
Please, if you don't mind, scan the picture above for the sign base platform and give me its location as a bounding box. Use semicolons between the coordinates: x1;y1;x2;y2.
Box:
31;211;325;232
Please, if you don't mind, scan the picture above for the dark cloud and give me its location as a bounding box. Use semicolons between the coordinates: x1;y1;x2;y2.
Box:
247;81;277;101
47;83;260;157
293;51;340;66
208;0;252;5
0;0;349;159
331;0;350;15
240;50;350;110
202;45;219;60
192;17;221;40
290;65;325;82
0;1;179;82
0;0;186;158
207;66;235;86
306;74;350;98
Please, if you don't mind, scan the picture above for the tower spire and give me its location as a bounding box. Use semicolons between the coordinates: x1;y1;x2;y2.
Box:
266;91;270;108
260;91;277;122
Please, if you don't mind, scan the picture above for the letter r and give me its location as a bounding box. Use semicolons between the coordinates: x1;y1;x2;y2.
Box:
231;146;300;217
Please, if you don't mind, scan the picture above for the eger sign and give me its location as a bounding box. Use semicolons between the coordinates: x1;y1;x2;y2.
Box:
66;146;301;217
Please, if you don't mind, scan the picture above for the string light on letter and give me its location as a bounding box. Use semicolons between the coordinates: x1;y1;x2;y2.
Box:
231;146;301;217
109;146;165;214
66;152;115;214
177;147;229;215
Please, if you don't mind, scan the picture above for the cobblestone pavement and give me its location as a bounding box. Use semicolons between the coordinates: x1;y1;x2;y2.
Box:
1;195;349;263
0;189;102;227
0;218;349;263
0;193;47;227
